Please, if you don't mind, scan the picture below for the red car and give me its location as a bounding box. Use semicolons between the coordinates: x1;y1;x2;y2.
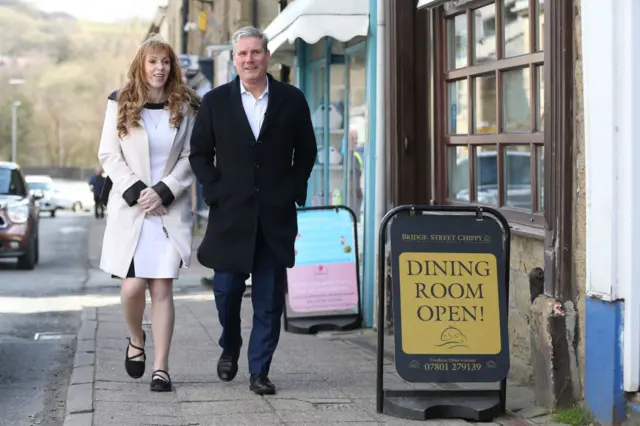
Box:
0;162;40;270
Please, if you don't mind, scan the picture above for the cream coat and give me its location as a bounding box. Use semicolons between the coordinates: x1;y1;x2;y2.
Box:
98;99;196;278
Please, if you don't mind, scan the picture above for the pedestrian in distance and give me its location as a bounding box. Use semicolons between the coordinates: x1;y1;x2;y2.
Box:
189;26;317;395
97;34;200;392
88;167;106;218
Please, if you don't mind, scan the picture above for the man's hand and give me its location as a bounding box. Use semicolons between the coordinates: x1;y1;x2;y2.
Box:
138;187;162;213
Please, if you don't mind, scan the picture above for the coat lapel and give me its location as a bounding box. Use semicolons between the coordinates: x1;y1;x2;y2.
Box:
230;77;258;144
161;111;183;178
257;74;284;141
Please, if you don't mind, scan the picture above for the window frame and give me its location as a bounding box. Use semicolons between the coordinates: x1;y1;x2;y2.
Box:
436;0;545;228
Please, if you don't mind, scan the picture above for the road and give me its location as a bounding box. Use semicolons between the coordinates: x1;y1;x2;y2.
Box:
0;210;91;426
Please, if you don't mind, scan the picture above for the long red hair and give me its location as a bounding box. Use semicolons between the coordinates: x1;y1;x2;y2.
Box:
116;34;200;138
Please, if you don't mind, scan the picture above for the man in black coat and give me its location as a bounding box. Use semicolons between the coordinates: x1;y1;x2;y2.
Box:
189;26;317;395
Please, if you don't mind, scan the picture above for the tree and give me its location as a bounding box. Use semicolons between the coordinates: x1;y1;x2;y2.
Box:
0;3;148;166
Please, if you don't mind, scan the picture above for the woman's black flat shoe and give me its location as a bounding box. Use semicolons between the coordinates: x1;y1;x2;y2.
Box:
150;369;172;392
124;330;146;379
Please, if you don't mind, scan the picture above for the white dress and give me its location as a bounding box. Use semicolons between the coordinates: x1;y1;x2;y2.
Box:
131;105;182;279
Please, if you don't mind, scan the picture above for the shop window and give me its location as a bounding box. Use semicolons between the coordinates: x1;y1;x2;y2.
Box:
345;47;367;224
307;64;326;204
442;0;544;224
306;39;368;220
536;0;544;51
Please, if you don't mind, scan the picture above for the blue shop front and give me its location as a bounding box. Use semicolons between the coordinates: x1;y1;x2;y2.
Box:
264;0;377;326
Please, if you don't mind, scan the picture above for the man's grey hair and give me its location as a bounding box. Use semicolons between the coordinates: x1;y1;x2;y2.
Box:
232;26;269;53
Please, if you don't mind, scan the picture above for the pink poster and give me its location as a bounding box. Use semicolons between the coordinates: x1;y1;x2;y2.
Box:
287;262;359;313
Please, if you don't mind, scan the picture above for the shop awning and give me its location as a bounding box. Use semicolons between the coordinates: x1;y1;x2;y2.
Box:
264;0;369;64
417;0;448;8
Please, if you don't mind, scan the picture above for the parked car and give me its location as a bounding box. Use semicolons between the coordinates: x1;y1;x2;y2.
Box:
25;175;58;217
53;180;95;213
0;162;41;270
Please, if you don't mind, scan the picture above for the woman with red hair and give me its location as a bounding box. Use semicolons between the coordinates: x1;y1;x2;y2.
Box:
98;34;200;392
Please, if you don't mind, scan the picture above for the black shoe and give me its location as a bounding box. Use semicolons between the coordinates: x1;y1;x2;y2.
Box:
150;369;172;392
217;350;239;382
250;373;276;395
124;330;146;379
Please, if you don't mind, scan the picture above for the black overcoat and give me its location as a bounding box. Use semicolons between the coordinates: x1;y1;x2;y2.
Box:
189;74;317;274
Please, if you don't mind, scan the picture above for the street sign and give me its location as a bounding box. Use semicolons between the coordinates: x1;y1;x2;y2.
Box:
283;206;362;334
376;205;510;422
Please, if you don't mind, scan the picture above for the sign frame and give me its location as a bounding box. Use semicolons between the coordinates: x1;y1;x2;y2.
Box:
376;205;510;422
283;205;363;335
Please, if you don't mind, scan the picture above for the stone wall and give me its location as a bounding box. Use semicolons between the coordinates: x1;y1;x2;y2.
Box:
572;0;586;398
185;0;282;56
508;234;545;384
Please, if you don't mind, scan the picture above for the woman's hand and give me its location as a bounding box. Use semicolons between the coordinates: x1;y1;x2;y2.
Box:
147;205;169;216
138;187;162;212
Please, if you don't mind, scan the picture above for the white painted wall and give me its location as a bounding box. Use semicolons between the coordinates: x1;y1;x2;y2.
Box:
583;0;640;392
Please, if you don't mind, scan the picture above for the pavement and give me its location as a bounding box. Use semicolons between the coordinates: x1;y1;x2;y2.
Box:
64;219;564;426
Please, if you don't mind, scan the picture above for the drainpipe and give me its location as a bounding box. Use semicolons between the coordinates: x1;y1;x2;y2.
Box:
363;0;381;328
182;0;189;54
372;0;386;328
252;0;258;27
374;0;386;256
278;0;291;83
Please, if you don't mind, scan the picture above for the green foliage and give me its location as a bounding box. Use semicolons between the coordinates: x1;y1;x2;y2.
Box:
0;1;149;166
552;406;595;426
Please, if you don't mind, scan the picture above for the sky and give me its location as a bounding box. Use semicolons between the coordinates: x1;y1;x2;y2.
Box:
28;0;166;23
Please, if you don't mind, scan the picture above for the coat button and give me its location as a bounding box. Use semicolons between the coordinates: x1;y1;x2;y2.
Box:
254;187;259;192
254;164;259;169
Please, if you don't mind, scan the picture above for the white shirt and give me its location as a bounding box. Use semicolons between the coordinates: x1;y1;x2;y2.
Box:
240;78;269;139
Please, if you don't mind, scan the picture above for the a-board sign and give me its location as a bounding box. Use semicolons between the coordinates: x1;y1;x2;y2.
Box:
390;211;509;383
376;205;510;422
283;206;361;334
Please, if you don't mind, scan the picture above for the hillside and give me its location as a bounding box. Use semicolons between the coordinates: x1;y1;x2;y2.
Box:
0;1;149;167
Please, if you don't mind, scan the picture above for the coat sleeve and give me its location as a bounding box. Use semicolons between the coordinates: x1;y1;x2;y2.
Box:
97;99;147;207
151;112;196;206
292;90;318;207
188;94;221;205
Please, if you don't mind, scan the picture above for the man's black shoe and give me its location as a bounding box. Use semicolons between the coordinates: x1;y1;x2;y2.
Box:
250;373;276;395
217;351;239;382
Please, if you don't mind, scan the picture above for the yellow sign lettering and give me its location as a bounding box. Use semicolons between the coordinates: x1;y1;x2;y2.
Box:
399;252;501;355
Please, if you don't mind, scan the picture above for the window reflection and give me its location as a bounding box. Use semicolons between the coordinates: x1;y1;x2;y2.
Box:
504;145;532;210
448;146;470;201
474;74;497;133
537;145;544;210
447;14;467;70
503;67;531;132
475;145;498;205
448;79;468;134
346;49;367;224
537;0;544;51
473;4;496;65
327;63;346;207
345;46;367;280
308;66;326;205
537;65;544;131
503;0;530;58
